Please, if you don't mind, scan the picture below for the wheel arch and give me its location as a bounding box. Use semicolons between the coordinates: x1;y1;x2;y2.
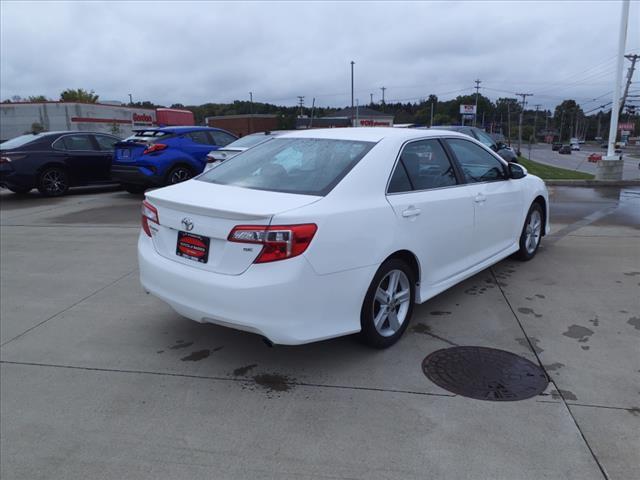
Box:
383;249;421;287
532;195;547;235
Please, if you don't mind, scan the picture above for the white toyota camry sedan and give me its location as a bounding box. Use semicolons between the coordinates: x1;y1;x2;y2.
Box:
139;128;549;348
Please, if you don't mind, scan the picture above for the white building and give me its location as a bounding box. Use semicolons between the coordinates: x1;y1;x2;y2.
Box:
0;102;157;141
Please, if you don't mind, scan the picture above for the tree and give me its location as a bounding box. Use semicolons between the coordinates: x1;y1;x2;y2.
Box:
60;88;99;103
553;100;583;142
29;122;46;133
28;95;48;102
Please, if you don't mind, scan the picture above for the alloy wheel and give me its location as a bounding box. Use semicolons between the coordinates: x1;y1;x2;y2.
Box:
169;168;192;184
525;210;542;254
372;269;411;337
42;170;67;195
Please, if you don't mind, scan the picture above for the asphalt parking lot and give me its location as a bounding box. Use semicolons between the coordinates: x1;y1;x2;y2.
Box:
1;185;639;480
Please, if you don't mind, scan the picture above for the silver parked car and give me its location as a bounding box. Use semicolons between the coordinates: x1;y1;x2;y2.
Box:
204;131;292;171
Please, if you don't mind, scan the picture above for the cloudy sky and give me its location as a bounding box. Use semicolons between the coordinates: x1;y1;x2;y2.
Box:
1;1;639;111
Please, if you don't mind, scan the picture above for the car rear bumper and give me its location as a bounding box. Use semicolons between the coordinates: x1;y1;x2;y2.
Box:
0;166;34;189
138;232;375;345
111;165;163;186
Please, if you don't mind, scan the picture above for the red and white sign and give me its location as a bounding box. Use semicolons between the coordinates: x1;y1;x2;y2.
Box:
357;119;392;127
460;104;477;115
618;122;634;132
133;113;154;125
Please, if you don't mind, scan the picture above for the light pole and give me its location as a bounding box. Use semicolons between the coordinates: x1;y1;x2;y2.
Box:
350;61;355;110
128;93;133;105
473;79;481;127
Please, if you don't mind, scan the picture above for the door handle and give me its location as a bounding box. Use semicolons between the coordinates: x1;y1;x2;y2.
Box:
402;206;421;217
474;193;486;204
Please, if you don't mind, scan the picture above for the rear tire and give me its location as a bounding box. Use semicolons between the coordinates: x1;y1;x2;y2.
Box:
359;258;416;349
166;165;193;185
515;203;543;261
37;167;69;197
122;184;146;194
7;186;32;194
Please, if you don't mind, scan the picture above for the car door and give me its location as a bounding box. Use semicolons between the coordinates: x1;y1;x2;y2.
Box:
53;134;102;184
385;138;474;291
92;134;120;181
445;138;524;262
182;131;217;163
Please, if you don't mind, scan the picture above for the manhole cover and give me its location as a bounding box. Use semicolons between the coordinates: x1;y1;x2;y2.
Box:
422;346;548;401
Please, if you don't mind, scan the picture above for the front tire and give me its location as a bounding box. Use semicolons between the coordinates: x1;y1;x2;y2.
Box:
37;167;69;197
360;258;416;349
515;203;543;261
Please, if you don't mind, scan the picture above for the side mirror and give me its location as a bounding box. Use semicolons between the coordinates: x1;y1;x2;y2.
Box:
509;163;527;179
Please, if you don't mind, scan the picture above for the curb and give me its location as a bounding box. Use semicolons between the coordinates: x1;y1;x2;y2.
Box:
544;179;640;187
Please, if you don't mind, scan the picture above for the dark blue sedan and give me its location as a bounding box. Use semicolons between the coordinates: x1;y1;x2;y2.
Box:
0;131;121;196
110;126;237;193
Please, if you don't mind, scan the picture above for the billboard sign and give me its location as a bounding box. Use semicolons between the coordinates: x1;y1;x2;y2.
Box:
618;122;634;132
460;104;477;115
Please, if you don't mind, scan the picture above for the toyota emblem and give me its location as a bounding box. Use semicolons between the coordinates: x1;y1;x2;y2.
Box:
181;217;194;231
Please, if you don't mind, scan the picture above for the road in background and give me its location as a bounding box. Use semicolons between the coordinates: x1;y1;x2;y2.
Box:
526;143;640;179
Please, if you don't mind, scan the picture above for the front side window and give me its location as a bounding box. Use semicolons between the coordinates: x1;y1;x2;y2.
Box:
198;138;374;196
94;135;119;151
446;139;506;183
55;135;96;151
187;131;213;145
387;139;457;193
210;131;236;147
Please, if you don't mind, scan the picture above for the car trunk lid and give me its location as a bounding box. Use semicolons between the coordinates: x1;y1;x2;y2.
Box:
144;179;321;275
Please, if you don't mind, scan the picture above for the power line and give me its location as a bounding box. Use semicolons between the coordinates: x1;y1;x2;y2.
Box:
515;93;533;155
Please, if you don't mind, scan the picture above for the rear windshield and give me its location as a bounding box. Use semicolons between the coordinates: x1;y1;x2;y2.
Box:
225;134;274;149
0;133;43;150
198;138;375;196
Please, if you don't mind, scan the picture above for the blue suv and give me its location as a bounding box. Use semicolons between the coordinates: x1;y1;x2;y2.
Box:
111;126;237;193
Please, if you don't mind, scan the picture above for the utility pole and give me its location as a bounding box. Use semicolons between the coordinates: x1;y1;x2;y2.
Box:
297;96;305;117
380;86;386;105
128;93;133;105
350;61;355;110
620;54;639;112
507;102;511;146
249;92;254;133
559;109;565;142
473;79;481;127
370;93;374;105
603;0;630;171
515;92;533;155
309;97;316;128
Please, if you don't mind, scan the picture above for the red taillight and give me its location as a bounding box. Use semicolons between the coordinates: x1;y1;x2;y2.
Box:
141;200;159;237
228;224;317;263
143;143;168;155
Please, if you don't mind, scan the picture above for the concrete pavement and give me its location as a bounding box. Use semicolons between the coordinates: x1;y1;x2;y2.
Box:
1;186;638;479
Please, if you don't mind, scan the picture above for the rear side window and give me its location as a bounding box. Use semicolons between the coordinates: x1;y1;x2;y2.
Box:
94;135;119;151
187;131;213;145
54;135;96;151
387;139;457;193
210;131;236;147
446;139;506;183
198;138;375;196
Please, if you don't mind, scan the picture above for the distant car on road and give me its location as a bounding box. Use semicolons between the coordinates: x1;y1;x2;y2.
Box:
0;131;120;196
571;143;580;151
426;126;518;162
559;145;572;154
111;126;237;193
204;131;291;172
552;143;562;151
